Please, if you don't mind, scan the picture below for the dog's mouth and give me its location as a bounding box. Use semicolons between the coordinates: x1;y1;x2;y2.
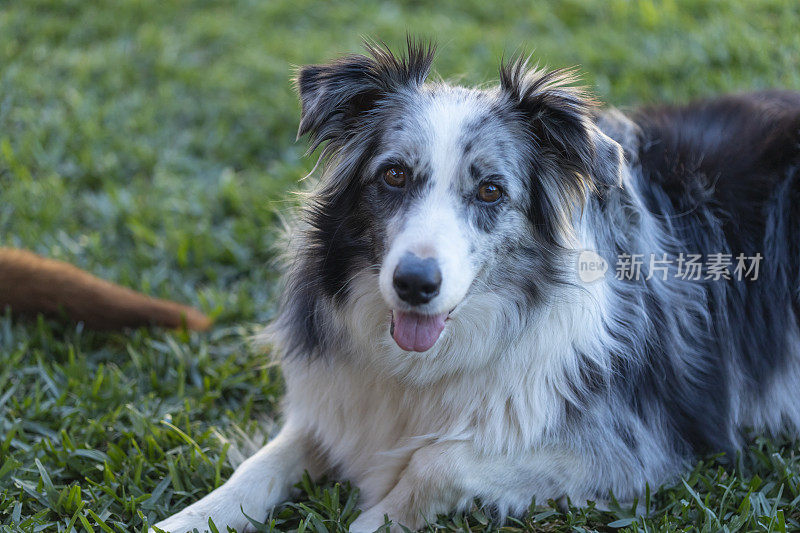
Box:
390;310;450;352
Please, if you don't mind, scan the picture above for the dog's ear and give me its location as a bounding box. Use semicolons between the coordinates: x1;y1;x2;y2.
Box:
500;57;623;191
295;38;435;152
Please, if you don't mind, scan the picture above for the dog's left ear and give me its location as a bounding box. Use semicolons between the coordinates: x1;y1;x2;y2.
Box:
295;39;435;152
500;57;624;191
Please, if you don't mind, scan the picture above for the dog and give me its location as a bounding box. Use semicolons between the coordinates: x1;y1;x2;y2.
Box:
153;40;800;532
0;248;210;330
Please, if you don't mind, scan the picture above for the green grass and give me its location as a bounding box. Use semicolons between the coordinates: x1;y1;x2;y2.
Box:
1;0;800;531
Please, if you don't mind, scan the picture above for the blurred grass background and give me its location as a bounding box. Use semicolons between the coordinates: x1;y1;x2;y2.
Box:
1;0;799;531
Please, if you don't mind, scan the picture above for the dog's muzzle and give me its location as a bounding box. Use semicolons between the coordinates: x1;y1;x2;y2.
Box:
389;253;448;352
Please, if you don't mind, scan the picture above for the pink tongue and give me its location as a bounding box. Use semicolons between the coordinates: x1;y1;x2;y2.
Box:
391;311;447;352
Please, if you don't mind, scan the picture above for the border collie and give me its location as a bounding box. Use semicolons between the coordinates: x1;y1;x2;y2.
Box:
154;40;800;532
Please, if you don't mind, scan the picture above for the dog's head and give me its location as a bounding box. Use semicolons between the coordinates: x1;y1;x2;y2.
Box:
289;40;622;360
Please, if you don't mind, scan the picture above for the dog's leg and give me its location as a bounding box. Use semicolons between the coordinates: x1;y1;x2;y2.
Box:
152;424;317;533
349;441;587;533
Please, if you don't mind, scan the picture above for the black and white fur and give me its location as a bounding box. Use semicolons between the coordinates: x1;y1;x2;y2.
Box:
154;41;800;532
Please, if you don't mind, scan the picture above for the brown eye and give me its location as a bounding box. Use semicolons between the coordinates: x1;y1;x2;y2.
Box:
383;166;407;188
477;182;503;203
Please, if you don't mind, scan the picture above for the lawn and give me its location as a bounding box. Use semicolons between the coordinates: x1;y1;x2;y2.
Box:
1;0;800;531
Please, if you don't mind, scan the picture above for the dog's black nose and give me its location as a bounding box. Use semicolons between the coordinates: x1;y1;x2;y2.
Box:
393;253;442;305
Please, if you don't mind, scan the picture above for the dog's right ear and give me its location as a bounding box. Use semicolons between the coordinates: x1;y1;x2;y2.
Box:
295;39;435;151
500;56;624;193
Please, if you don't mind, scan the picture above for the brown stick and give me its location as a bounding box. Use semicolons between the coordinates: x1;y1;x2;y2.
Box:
0;248;211;331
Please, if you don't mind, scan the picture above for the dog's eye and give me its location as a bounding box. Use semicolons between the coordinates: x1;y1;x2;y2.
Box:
477;183;503;204
383;166;408;188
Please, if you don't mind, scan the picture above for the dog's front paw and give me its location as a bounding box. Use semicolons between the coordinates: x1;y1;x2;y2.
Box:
151;513;205;533
350;507;398;533
151;505;252;533
151;511;214;533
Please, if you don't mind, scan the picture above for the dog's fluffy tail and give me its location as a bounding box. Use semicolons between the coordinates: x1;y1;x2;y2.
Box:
0;248;211;331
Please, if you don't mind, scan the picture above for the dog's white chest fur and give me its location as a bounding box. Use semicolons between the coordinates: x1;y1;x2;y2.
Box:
283;355;537;509
280;279;606;510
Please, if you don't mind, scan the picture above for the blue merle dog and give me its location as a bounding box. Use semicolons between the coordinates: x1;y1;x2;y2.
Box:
154;41;800;533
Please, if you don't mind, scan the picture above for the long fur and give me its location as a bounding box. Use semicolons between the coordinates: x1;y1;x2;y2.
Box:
154;42;800;533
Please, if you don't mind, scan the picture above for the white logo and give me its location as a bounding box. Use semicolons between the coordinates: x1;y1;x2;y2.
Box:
577;250;608;283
